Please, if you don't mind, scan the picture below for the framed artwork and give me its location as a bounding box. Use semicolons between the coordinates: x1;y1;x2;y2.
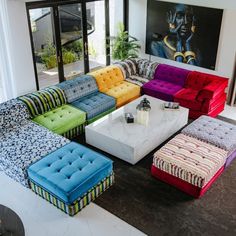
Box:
146;0;223;70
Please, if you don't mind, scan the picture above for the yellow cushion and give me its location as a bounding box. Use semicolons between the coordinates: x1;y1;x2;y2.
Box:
89;65;124;93
106;81;140;107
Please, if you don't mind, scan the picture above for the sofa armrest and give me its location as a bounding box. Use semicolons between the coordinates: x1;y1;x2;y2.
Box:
197;80;228;102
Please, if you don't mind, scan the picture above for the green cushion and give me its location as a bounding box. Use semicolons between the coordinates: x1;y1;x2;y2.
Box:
33;105;86;135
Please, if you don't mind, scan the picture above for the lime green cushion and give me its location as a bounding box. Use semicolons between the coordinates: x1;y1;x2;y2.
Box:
33;105;86;135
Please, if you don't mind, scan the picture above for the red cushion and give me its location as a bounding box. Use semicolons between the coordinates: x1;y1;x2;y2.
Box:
174;88;202;110
151;165;224;198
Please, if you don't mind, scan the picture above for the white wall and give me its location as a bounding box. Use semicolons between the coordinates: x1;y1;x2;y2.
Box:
6;0;36;96
129;0;236;81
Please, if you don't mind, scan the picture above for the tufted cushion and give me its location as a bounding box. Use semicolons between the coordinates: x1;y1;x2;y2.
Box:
126;75;149;86
0;99;30;132
105;81;140;107
182;116;236;153
56;75;98;103
71;92;116;120
154;64;190;86
136;59;159;79
33;105;86;135
153;134;227;188
28;142;113;204
89;65;124;93
114;59;137;78
0;121;69;187
142;80;183;101
19;86;66;118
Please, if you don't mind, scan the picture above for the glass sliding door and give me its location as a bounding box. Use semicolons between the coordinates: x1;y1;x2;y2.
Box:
86;1;106;71
58;3;85;80
29;7;60;89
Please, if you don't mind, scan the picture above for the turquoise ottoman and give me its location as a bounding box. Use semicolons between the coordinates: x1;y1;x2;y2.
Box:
27;142;114;216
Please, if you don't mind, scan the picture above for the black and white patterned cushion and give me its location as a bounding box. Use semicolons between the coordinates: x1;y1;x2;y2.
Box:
0;121;70;187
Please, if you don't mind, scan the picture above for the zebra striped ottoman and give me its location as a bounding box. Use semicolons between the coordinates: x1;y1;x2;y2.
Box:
151;134;228;198
27;142;114;216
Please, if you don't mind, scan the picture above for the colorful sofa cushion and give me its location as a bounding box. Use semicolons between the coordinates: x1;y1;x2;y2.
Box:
33;105;86;135
89;65;124;93
28;142;114;215
56;75;98;103
0;121;69;187
153;134;227;188
71;92;116;120
174;71;228;119
141;80;183;101
115;59;159;86
18;86;66;118
142;64;190;101
0;99;30;132
182;116;236;153
90;65;140;107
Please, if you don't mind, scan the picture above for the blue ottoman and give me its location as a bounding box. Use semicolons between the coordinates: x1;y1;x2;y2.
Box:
27;142;114;216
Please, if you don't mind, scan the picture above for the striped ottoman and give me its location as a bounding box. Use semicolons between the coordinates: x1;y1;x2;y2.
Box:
28;142;114;216
151;134;228;198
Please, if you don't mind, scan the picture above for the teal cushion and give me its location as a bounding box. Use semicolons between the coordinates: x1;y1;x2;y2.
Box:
27;142;113;204
33;105;86;135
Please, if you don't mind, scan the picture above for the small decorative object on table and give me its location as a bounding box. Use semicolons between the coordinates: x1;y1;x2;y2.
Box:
136;97;151;126
125;113;134;123
163;102;179;110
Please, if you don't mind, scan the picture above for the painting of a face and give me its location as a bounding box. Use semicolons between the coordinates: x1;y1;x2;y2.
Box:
145;0;223;70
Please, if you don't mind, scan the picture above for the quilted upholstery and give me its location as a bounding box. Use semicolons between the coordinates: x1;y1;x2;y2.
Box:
89;65;124;93
90;66;140;107
105;81;140;107
28;142;113;204
174;71;228;118
182;116;236;153
154;64;190;86
71;92;116;120
0;99;30;132
153;134;227;188
0;121;69;187
142;80;182;101
19;86;66;118
142;64;189;101
56;75;98;103
33;105;86;135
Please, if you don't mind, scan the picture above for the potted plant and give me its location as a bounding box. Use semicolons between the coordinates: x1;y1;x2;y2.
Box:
109;23;141;61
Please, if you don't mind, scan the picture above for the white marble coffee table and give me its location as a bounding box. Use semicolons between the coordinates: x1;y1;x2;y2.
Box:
85;95;189;164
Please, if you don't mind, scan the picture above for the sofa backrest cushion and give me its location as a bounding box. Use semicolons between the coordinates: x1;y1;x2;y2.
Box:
56;75;98;103
89;65;124;93
136;59;159;80
0;99;30;132
114;59;137;79
186;71;225;90
18;86;66;118
154;64;190;86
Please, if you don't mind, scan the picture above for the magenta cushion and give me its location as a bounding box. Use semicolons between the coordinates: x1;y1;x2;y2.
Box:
142;80;182;101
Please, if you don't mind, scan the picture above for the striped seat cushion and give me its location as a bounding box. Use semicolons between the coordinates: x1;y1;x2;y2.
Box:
153;134;227;188
19;86;66;118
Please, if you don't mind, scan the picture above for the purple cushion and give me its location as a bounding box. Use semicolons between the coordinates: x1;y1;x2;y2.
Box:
154;64;190;87
142;80;182;101
225;150;236;168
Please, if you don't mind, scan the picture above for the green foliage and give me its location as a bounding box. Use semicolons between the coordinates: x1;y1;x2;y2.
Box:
110;23;141;61
40;41;79;69
64;39;83;59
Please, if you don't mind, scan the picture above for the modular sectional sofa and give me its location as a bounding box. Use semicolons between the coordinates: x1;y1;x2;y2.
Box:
151;115;236;198
115;59;228;119
89;65;141;107
56;75;116;124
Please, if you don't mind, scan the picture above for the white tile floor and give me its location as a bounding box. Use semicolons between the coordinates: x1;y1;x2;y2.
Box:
0;172;146;236
220;104;236;120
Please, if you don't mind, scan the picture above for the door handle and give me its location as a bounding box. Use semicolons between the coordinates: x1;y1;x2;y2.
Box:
84;42;88;55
